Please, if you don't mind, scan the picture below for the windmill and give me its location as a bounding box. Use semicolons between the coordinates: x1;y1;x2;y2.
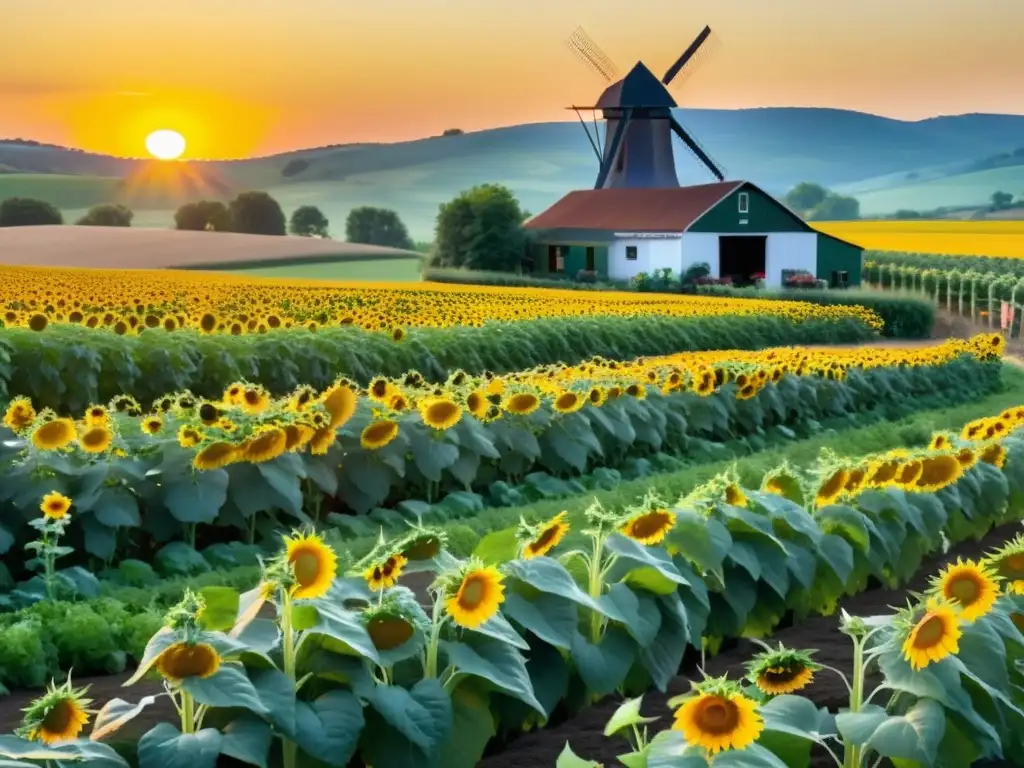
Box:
566;26;726;190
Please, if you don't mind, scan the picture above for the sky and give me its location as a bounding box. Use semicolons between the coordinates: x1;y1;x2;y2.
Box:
2;0;1022;160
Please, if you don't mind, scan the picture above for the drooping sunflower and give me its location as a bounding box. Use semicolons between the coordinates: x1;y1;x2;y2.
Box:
16;675;92;744
900;598;961;671
192;441;239;471
724;484;747;508
364;599;419;651
40;491;72;520
31;417;76;451
519;511;570;559
931;558;1001;623
283;422;316;451
445;561;505;629
77;424;114;454
620;508;676;546
363;553;408;591
504;392;541;416
141;414;164;435
155;641;222;684
955;447;977;470
309;426;337;456
398;529;447;561
282;530;339;599
814;468;849;508
895;460;923;488
419;396;462;431
177;425;204;448
552;390;584;414
914;454;963;493
3;397;36;432
979;442;1006;469
83;405;109;427
747;647;820;696
322;381;358;429
672;679;763;754
928;433;951;451
983;534;1024;583
361;419;400;450
244;426;288;463
240;386;271;414
865;455;903;487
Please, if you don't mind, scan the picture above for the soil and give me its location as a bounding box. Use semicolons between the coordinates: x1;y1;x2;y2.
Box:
478;521;1023;768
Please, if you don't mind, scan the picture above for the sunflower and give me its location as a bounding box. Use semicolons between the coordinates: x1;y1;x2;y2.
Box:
504;392;540;415
141;415;164;435
724;484;747;508
445;562;505;629
931;558;1001;623
361;420;400;450
224;382;246;405
322;381;358;429
465;390;489;419
520;511;570;559
895;460;923;488
979;442;1006;469
309;426;336;456
814;469;849;508
40;491;72;520
31;418;76;451
155;642;222;683
244;426;288;463
84;405;109;427
365;603;418;651
928;433;950;451
192;441;239;471
866;455;902;487
747;647;819;696
985;534;1024;582
284;531;338;599
283;423;316;451
177;425;204;448
901;598;961;670
955;447;977;470
419;396;462;431
3;397;36;432
240;387;271;414
399;529;447;561
620;508;676;546
552;390;584;414
363;553;408;591
77;424;114;454
914;454;963;493
16;675;92;744
672;681;763;754
843;467;867;494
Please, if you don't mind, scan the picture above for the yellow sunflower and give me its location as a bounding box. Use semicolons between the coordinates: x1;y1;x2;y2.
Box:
16;675;92;745
31;418;76;451
552;390;584;414
465;390;489;419
192;442;239;471
985;534;1024;582
40;491;72;520
83;405;109;427
521;511;570;559
914;454;962;493
620;508;676;546
309;427;337;456
77;425;114;454
504;392;540;416
361;420;400;450
931;558;1001;623
901;599;961;670
979;442;1006;469
672;688;763;753
284;531;338;599
244;426;288;463
322;381;358;429
445;563;505;629
363;554;408;591
420;396;462;431
3;397;36;432
895;460;923;488
724;484;747;508
155;642;222;684
955;447;977;470
815;469;849;507
177;425;204;448
141;415;163;435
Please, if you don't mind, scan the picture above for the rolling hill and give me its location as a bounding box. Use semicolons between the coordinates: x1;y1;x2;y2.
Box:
3;107;1024;238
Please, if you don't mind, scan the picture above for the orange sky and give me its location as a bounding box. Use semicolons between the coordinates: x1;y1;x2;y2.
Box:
2;0;1022;160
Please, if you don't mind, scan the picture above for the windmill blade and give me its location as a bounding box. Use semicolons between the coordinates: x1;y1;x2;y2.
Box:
669;115;725;181
566;26;620;82
662;25;717;86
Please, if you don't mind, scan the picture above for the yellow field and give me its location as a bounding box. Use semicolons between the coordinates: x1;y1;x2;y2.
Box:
0;264;881;335
813;220;1024;258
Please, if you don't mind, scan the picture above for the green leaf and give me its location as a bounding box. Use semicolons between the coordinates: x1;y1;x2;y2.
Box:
644;729;708;768
124;627;178;685
639;594;690;692
293;601;380;663
663;508;732;575
818;533;855;582
836;700;945;764
815;505;872;551
181;664;266;712
197;586;239;632
472;610;531;650
571;627;636;695
556;743;602;768
437;682;496;768
473;527;520;564
162;470;229;524
91;487;141;528
220;716;273;768
136;723;223;768
600;583;661;646
760;694;835;741
440;636;546;715
604;695;660;737
362;679;453;753
505;557;606;616
605;534;690;588
502;591;577;650
91;695;160;741
622;566;679;595
294;689;365;767
249;667;297;737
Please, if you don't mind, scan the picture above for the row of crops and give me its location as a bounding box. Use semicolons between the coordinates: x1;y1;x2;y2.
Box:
4;399;1023;767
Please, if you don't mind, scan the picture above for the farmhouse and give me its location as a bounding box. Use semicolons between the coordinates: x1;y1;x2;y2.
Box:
523;181;863;288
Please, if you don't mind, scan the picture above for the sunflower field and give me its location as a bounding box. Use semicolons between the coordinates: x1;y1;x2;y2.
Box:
0;335;1004;578
5;398;1024;767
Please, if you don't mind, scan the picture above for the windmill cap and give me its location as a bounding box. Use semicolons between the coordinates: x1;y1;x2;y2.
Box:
594;61;678;110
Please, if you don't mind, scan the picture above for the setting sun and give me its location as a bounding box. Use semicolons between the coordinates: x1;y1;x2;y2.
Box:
145;129;186;160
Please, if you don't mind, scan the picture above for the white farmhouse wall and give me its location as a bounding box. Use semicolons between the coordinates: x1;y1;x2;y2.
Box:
765;233;817;288
607;237;683;280
680;233;720;278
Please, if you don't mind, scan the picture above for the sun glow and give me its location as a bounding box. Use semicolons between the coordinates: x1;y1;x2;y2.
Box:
145;129;186;160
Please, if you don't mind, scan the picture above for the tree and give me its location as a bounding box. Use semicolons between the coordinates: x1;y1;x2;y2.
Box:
229;191;286;236
783;182;829;213
76;203;133;227
174;200;230;231
290;205;330;237
433;184;527;272
991;191;1014;210
345;207;414;250
442;128;464;137
281;158;310;178
0;197;63;227
808;193;860;221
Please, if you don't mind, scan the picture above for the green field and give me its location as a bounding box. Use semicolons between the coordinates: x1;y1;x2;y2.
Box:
848;164;1024;215
0;173;121;210
224;256;423;282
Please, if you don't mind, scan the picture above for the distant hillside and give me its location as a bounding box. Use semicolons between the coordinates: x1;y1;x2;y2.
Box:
4;108;1024;237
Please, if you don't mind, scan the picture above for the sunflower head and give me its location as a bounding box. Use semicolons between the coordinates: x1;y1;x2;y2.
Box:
40;491;72;521
419;396;463;431
363;553;408;592
517;511;570;559
31;417;77;451
746;646;820;696
985;534;1024;582
914;453;963;493
16;674;92;744
724;484;747;508
360;419;400;450
898;597;962;671
279;530;339;600
156;641;222;684
363;594;425;652
814;467;849;508
670;675;764;754
3;397;37;433
760;462;805;504
930;557;1001;624
141;414;164;435
397;528;448;562
443;558;505;629
619;507;676;546
164;588;206;637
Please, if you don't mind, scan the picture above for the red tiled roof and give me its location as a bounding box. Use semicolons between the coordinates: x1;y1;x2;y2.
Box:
524;182;744;232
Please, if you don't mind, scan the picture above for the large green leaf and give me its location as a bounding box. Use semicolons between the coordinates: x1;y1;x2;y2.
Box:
817;533;855;582
361;679;453;765
219;716;273;768
600;583;662;646
836;700;945;765
473;527;520;565
639;594;690;692
664;508;732;575
504;557;607;616
440;636;546;715
605;534;690;588
161;470;229;524
294;689;365;767
604;695;660;737
571;627;636;695
815;505;872;552
181;664;266;712
437;682;496;768
292;601;380;663
502;591;577;650
136;723;223;768
556;743;603;768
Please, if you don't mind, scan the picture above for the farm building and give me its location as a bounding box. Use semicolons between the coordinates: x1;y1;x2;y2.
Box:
522;181;863;288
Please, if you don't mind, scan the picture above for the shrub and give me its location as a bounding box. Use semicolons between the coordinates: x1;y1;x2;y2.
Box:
0;197;63;227
229;191;286;236
345;206;413;250
174;200;230;231
290;205;330;237
75;203;133;227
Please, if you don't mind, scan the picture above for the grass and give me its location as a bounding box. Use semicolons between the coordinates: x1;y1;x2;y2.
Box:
226;257;423;281
814;220;1024;257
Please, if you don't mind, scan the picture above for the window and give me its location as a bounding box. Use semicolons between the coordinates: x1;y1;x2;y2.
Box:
738;192;749;214
547;245;558;272
556;253;565;272
585;246;595;272
625;245;638;261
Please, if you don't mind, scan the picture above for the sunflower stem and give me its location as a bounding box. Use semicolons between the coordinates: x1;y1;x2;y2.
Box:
587;533;607;644
281;590;298;768
843;635;866;768
180;691;195;735
424;592;445;679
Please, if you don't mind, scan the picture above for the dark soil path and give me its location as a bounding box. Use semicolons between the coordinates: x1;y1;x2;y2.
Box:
479;521;1023;768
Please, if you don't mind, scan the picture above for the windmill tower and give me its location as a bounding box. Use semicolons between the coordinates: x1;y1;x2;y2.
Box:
566;26;725;189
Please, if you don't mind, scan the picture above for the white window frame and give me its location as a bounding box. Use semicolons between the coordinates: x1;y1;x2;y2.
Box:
625;245;638;261
738;192;749;214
